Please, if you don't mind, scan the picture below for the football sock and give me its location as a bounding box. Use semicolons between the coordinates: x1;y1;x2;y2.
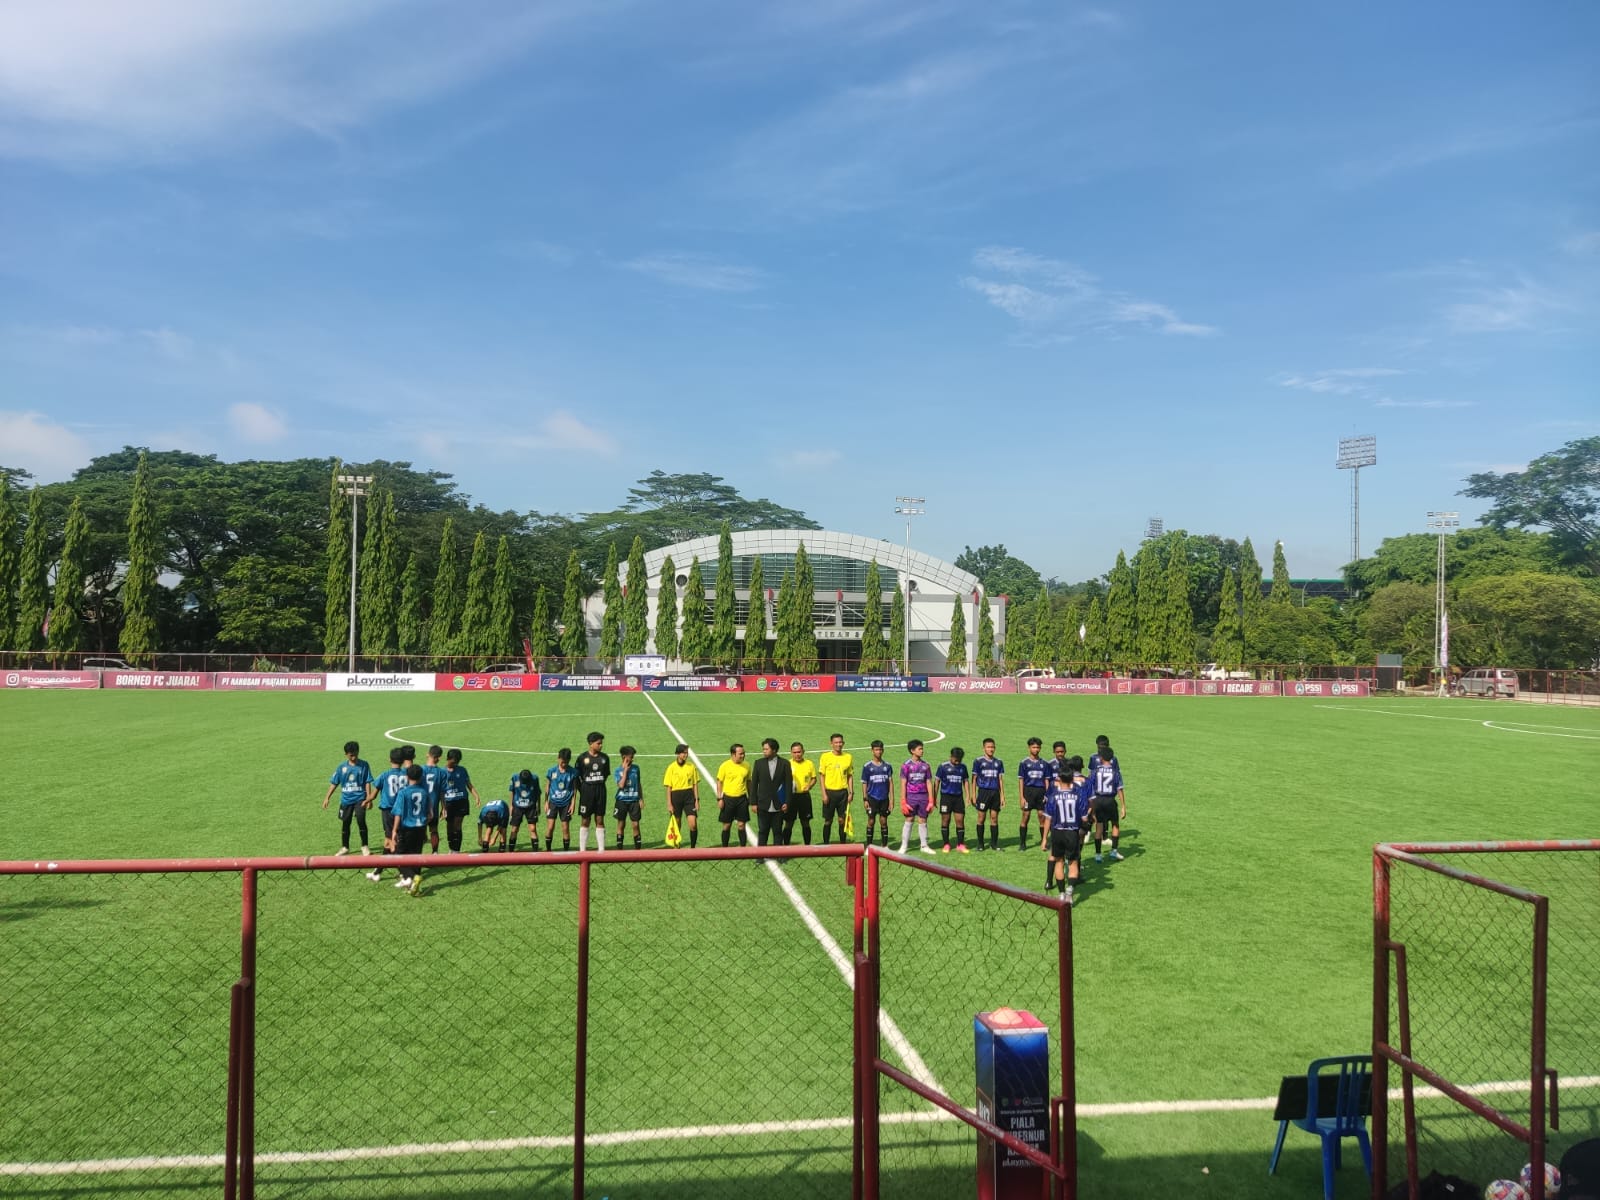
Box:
721;829;731;847
1094;836;1103;855
507;838;517;851
1019;827;1027;850
634;837;642;849
1112;835;1119;851
578;828;588;851
545;836;553;850
562;837;570;850
595;828;606;851
1046;862;1055;888
801;821;812;845
940;820;950;845
822;823;831;844
689;828;698;847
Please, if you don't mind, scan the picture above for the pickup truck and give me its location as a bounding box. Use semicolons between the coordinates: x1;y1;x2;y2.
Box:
1199;663;1252;681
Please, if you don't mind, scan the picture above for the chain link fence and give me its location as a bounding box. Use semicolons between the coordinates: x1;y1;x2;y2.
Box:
1376;842;1600;1199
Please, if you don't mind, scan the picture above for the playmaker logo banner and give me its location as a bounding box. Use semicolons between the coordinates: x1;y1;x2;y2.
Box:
325;674;433;692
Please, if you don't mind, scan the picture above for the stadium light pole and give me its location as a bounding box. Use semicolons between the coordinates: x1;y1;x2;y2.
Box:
1426;511;1458;697
894;496;925;674
1336;436;1378;565
337;474;373;672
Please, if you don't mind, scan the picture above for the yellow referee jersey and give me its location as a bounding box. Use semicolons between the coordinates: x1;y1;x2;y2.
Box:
663;761;699;791
818;750;854;791
790;757;818;793
716;759;752;797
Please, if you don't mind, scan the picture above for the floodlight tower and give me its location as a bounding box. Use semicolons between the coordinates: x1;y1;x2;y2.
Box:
1336;436;1378;564
1144;517;1164;542
1426;510;1459;696
336;473;374;672
894;496;925;674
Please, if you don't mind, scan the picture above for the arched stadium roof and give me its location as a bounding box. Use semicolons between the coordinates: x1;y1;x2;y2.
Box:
632;529;982;596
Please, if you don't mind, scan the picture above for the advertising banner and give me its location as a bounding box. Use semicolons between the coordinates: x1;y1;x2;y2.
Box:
835;675;930;693
931;677;1018;694
2;669;100;689
1018;677;1109;695
102;671;213;690
744;674;837;694
436;673;540;692
641;675;742;692
623;655;668;674
537;675;642;692
1286;679;1371;697
1197;680;1282;696
324;673;436;693
213;672;327;691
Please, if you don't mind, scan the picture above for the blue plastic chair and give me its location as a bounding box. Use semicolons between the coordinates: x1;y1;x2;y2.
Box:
1268;1055;1374;1200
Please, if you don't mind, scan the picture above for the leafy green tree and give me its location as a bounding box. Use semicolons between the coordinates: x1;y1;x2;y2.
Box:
946;595;968;671
488;535;515;662
360;490;399;661
580;470;818;551
772;567;797;670
1056;597;1084;667
621;536;649;657
744;554;767;669
710;521;736;666
457;530;494;667
888;581;907;672
1163;548;1194;664
1001;595;1028;671
528;584;553;664
1346;527;1571;593
1270;540;1293;605
1029;586;1053;666
397;552;426;664
1461;436;1600;574
1238;537;1265;657
217;557;319;649
679;557;707;664
322;468;350;666
1105;551;1136;665
47;496;89;664
859;560;887;672
0;481;16;652
786;543;819;672
654;556;679;660
429;517;462;660
1133;543;1164;663
559;549;588;667
1213;568;1244;668
954;544;1044;601
1250;604;1337;668
1359;581;1434;666
598;542;622;668
1453;573;1600;668
1082;596;1107;666
975;590;998;675
118;452;159;664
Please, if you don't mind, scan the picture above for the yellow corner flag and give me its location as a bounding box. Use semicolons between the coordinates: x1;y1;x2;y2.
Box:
842;806;854;839
664;813;682;848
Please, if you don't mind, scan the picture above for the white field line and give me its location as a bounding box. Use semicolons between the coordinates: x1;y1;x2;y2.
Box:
639;692;942;1093
1314;705;1600;739
11;1076;1598;1177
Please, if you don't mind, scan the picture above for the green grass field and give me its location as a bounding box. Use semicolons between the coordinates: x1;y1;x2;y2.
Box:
2;690;1596;1199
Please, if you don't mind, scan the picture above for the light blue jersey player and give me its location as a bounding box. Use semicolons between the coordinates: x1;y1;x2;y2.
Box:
366;746;415;882
544;749;577;851
321;740;374;856
506;769;541;851
421;746;447;853
612;747;644;850
440;748;481;855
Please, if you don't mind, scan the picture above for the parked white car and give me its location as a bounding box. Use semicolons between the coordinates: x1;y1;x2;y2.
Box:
1015;667;1057;680
1199;663;1252;681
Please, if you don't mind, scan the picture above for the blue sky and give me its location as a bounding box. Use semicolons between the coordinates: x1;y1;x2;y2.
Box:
2;0;1595;582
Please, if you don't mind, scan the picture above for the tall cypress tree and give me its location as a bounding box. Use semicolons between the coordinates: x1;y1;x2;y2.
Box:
888;581;906;672
428;517;462;660
47;496;89;664
488;535;515;662
598;542;622;668
397;551;425;666
1134;545;1165;664
744;554;767;670
458;530;493;667
1083;596;1108;666
678;557;707;664
358;488;384;658
1270;539;1293;605
1057;598;1084;668
653;556;679;660
559;549;587;667
1239;537;1265;658
374;491;400;659
119;452;158;665
975;590;998;675
773;567;797;670
791;542;817;672
859;560;886;673
710;522;736;666
1163;549;1194;665
946;595;967;671
1029;586;1053;667
322;468;350;666
621;535;649;657
1213;567;1243;669
0;481;17;653
1105;550;1136;666
529;584;553;664
1001;595;1028;671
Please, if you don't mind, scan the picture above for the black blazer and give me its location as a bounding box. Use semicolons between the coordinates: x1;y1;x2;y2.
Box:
748;755;793;812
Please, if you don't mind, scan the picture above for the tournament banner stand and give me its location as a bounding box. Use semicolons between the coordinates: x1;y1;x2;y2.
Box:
974;1008;1050;1199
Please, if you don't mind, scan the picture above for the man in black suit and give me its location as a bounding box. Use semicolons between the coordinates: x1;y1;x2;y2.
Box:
749;737;793;854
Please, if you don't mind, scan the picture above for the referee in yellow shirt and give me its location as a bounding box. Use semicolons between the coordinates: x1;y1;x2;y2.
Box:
662;743;700;849
817;732;854;844
785;742;819;845
714;743;752;847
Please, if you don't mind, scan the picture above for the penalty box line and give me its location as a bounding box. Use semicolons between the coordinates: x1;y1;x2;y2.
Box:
12;1076;1598;1177
640;691;944;1095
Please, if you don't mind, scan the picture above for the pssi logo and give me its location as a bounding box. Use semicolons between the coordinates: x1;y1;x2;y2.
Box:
789;678;802;691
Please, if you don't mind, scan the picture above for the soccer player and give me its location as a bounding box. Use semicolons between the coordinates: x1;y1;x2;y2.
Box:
421;745;446;853
1043;757;1092;904
662;743;700;849
390;764;435;895
935;746;971;853
441;748;481;855
1088;742;1127;862
477;791;508;851
1050;741;1071;788
971;737;1005;851
1016;737;1052;850
366;746;413;882
714;743;752;848
785;741;818;845
817;732;854;845
897;739;936;854
321;740;374;856
507;768;541;851
860;740;893;848
612;746;644;850
544;748;577;850
575;732;610;852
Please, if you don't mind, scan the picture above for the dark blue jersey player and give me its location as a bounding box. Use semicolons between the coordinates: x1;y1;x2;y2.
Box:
971;737;1005;851
1043;758;1093;904
859;740;894;848
1016;738;1052;849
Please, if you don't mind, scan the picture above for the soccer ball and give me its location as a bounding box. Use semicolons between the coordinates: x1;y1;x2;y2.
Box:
1484;1181;1529;1200
1519;1162;1561;1196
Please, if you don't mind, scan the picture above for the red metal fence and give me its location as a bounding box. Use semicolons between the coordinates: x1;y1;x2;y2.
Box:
0;846;1075;1199
1373;841;1600;1200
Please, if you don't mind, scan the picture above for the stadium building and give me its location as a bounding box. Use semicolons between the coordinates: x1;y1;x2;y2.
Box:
602;529;1007;674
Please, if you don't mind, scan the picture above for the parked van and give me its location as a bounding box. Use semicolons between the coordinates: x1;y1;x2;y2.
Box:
1454;668;1519;699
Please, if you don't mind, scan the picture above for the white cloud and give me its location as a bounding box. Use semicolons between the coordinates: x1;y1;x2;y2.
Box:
1277;368;1405;396
623;252;766;293
1109;300;1217;337
1443;281;1564;334
535;410;618;455
140;327;194;360
229;402;287;442
1372;398;1475;409
0;411;92;481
